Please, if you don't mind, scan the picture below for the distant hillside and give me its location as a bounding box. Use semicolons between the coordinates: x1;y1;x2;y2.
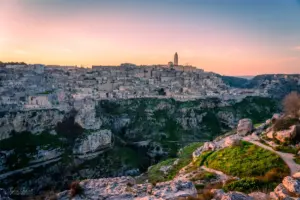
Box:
220;74;300;98
218;75;249;88
237;76;255;80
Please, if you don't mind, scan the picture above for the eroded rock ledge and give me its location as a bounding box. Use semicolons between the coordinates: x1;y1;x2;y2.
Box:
54;177;197;200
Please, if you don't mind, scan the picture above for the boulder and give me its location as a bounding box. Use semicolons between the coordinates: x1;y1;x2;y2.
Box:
192;135;241;160
203;142;217;151
248;192;269;200
274;183;292;199
282;176;300;195
224;136;241;147
151;178;197;199
211;189;226;199
293;172;300;179
269;192;279;200
192;142;216;159
211;189;253;200
275;125;296;143
56;177;197;200
221;192;253;200
237;119;253;136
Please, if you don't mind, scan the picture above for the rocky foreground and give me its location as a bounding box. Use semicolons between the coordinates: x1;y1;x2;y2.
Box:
54;177;196;200
2;109;300;199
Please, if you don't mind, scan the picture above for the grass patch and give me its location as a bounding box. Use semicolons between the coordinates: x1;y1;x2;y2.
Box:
223;177;276;193
148;142;203;183
196;141;289;192
202;141;289;177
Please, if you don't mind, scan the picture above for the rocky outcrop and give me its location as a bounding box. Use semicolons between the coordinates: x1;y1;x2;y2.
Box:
237;118;253;136
282;176;300;195
0;97;279;197
274;125;297;143
270;174;300;199
248;192;269;200
31;148;63;164
193;135;241;160
211;189;253;200
73;130;112;155
55;177;197;200
74;99;102;130
0;110;64;141
266;131;275;139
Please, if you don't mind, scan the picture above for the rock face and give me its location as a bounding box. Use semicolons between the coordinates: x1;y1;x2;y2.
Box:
274;125;297;143
74;99;102;130
0;97;278;197
0;110;64;141
55;177;197;200
73;130;112;155
237;118;253;136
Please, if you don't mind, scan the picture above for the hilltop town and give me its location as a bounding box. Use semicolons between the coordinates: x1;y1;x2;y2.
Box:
0;53;267;112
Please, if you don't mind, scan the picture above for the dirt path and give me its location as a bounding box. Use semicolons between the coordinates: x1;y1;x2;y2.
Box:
243;136;300;175
201;166;234;182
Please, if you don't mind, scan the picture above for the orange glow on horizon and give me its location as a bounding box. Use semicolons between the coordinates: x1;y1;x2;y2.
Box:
0;0;299;76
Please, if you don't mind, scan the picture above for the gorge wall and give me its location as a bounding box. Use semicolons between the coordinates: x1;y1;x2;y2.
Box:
0;97;278;197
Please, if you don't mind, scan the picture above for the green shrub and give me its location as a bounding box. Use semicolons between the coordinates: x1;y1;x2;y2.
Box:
223;178;275;193
294;156;300;164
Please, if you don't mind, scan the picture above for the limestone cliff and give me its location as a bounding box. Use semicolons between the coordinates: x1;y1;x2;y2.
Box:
0;97;278;197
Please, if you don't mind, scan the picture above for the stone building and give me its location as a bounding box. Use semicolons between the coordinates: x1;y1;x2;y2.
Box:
174;52;179;66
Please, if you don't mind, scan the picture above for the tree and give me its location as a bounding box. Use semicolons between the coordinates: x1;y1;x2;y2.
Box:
283;92;300;118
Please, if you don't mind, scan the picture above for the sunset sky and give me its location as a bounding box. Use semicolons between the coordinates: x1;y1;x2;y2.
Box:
0;0;300;75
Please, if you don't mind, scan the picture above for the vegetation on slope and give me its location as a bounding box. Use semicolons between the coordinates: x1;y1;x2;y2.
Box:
196;141;289;192
148;142;203;183
220;76;248;88
0;131;64;170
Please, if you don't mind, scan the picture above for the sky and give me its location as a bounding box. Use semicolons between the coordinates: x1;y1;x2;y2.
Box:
0;0;300;75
